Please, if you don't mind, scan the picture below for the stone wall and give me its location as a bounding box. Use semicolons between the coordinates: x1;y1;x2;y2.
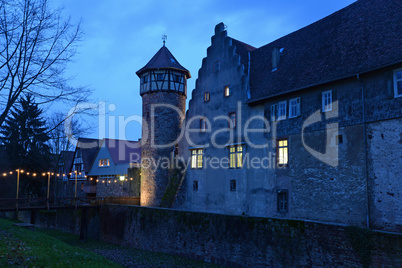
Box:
367;117;402;232
0;208;100;240
101;205;402;267
141;91;186;207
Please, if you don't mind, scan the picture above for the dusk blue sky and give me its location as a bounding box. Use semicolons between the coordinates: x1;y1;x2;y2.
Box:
53;0;356;141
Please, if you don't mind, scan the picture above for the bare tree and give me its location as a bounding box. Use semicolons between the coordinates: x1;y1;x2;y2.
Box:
0;0;90;127
47;111;93;154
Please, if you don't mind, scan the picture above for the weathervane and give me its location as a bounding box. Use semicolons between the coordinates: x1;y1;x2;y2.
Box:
162;34;167;46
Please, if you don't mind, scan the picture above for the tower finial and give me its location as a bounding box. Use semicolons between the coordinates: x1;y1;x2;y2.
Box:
162;34;167;46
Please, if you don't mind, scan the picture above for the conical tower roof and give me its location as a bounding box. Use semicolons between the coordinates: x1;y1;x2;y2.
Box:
136;46;191;78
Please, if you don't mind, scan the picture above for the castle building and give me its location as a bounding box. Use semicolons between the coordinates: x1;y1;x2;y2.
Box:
138;0;402;233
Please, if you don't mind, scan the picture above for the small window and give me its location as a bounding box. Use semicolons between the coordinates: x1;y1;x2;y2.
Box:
213;61;220;72
224;85;231;97
156;73;164;81
81;183;85;191
99;159;110;167
271;104;278;121
193;181;198;191
278;101;287;120
228;112;236;128
204;92;210;102
230;180;236;191
322;90;332;112
172;74;180;82
336;135;343;145
277;139;288;166
394;68;402;97
191;149;203;169
229;145;243;169
277;190;288;212
289;98;301;118
142;75;148;84
200;118;207;132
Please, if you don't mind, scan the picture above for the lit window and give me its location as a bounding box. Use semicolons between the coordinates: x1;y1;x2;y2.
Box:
191;149;203;169
193;181;198;191
278;101;286;120
322;90;332;112
204;92;210;102
99;159;110;167
200;118;207;132
289;98;301;118
394;69;402;97
229;112;236;128
224;85;231;97
230;180;236;191
271;104;278;121
229;145;243;168
277;139;288;165
277;190;288;212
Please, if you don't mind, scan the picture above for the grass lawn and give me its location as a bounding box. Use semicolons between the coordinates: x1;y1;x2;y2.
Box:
0;218;220;267
0;218;118;267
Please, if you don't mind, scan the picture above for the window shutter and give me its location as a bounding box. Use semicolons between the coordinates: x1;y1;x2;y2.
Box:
387;80;394;99
297;98;301;116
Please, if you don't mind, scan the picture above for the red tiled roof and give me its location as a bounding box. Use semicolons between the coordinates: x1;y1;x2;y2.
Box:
248;0;402;103
136;46;191;78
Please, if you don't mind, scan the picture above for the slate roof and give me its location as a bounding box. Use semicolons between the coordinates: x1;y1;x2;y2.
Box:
248;0;402;103
136;45;191;78
102;139;141;165
75;138;102;173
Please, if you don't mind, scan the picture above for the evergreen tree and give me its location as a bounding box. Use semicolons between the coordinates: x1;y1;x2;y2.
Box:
0;94;52;197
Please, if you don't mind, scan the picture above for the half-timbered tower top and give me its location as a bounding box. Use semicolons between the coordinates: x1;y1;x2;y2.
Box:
136;45;190;96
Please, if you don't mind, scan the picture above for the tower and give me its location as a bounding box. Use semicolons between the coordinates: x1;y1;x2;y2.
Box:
136;41;191;207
